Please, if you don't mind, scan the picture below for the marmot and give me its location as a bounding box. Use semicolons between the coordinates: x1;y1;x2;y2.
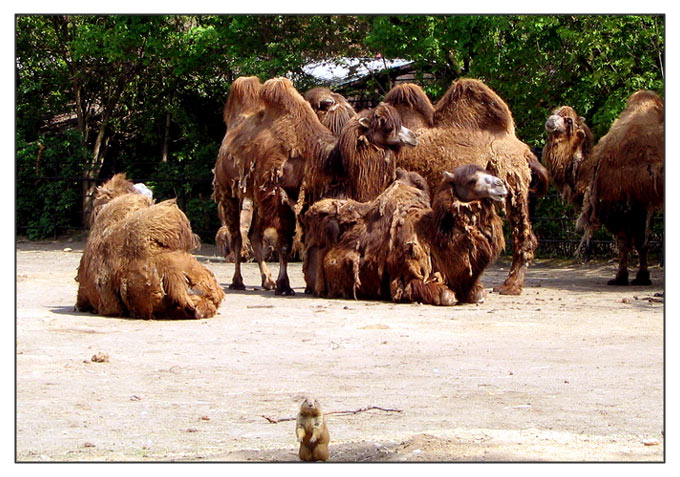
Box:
295;397;330;461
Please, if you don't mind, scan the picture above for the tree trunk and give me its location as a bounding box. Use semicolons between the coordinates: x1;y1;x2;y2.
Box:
161;110;171;163
81;123;109;226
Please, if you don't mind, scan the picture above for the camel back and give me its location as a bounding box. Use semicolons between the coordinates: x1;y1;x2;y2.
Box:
590;90;664;208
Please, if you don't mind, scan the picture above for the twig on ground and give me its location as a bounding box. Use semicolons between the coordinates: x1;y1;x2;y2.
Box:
261;406;403;424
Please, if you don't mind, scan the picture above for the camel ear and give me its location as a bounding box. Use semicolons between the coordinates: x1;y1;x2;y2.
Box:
578;116;586;125
358;116;370;129
443;171;455;182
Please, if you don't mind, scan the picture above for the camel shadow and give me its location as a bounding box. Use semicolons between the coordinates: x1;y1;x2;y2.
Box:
219;284;309;301
483;258;664;293
47;305;219;322
48;305;84;316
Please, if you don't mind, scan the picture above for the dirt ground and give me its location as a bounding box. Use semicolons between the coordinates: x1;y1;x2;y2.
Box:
15;239;665;462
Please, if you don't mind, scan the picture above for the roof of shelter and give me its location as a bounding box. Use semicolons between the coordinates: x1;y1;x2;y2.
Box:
302;57;414;86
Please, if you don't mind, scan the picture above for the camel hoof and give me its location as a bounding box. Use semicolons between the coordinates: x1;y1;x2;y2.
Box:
275;287;296;296
304;287;313;295
493;284;522;295
607;277;630;286
261;277;276;290
229;282;246;290
631;271;651;286
439;289;456;306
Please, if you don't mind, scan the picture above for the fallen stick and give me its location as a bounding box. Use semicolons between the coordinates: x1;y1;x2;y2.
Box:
261;406;403;424
633;295;664;303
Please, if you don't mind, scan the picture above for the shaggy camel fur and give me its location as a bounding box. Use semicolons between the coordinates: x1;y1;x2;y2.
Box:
302;166;507;305
543;106;597;210
380;79;545;295
304;87;356;137
213;77;416;295
76;174;224;319
574;91;662;285
303;102;418;205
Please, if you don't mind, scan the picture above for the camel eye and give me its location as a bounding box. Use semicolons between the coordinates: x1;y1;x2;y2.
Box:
565;117;573;125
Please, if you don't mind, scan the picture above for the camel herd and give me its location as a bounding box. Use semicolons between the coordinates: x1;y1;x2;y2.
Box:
74;75;664;318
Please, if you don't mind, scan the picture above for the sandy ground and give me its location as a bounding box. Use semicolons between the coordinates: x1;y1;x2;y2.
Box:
15;240;664;462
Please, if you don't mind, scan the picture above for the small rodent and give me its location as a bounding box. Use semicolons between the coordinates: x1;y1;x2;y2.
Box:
295;397;330;461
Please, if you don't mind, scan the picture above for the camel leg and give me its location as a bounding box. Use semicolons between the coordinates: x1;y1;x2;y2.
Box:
218;196;246;290
631;210;652;286
274;202;297;296
302;244;321;295
609;232;631;285
248;208;276;290
493;185;536;296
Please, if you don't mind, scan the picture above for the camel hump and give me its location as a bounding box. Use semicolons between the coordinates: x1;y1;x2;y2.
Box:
627;90;663;109
384;83;435;127
223;76;263;126
434;78;514;134
260;77;307;113
98;173;135;196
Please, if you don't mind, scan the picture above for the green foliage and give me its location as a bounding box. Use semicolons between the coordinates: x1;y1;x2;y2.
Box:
16;130;86;239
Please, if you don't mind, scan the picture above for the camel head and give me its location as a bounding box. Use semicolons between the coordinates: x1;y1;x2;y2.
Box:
545;106;588;138
304;87;357;136
357;102;418;149
133;183;153;199
443;164;508;203
395;168;430;195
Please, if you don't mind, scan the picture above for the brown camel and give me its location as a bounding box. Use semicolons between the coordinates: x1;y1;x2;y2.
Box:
76;174;224;319
213;76;416;295
379;78;546;295
543;106;597;210
302;166;507;305
555;91;662;286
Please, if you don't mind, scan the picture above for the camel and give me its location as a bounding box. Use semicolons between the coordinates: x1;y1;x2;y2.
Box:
544;90;664;285
543;106;597;210
304;87;357;136
379;79;546;295
303;102;419;205
76;174;224;319
302;166;507;305
213;76;416;295
214;86;356;264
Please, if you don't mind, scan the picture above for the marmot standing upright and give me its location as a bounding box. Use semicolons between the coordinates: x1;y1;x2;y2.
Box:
295;397;330;461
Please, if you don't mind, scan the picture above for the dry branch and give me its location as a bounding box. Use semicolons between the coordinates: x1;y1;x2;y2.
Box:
261;406;402;424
